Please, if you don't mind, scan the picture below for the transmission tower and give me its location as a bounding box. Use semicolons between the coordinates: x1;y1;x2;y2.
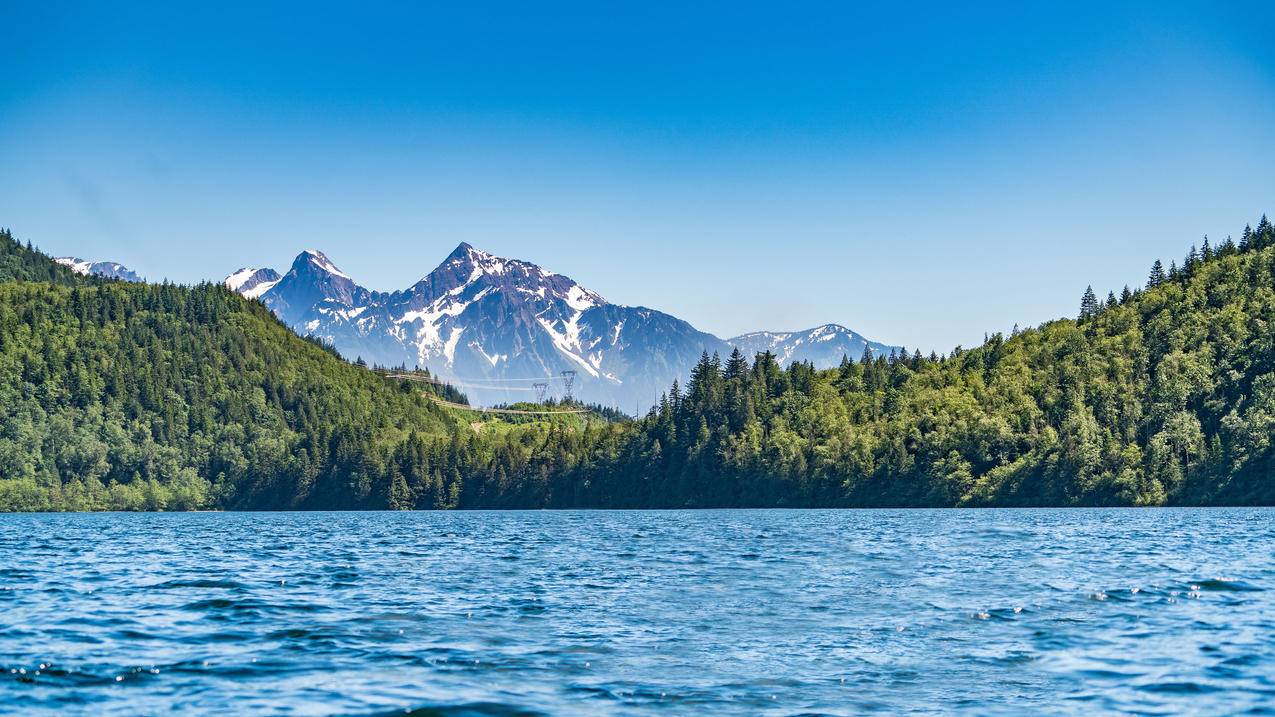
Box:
533;382;549;403
560;370;576;403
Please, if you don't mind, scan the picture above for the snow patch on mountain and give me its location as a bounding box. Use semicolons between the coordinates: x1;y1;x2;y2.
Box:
225;268;259;291
225;267;282;299
55;257;143;282
728;324;898;367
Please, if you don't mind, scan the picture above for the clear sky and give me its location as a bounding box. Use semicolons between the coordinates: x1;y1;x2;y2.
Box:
4;2;1274;352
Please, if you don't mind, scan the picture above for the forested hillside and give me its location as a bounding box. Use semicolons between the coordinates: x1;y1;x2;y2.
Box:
0;229;473;510
528;216;1275;507
4;216;1275;510
0;231;87;285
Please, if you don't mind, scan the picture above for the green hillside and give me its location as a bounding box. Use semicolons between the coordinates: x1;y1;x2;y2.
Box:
0;232;85;285
0;229;466;510
546;216;1275;507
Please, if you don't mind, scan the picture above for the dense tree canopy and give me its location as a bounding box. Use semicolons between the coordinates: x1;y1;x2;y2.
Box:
0;230;469;509
2;217;1275;510
553;218;1275;508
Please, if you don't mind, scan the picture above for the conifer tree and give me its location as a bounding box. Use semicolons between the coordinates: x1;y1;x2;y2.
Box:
837;354;855;383
1258;215;1273;248
1148;260;1166;288
724;347;748;382
1079;285;1099;320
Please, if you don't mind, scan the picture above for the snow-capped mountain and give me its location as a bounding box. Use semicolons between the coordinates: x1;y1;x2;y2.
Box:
50;244;900;406
728;324;896;367
55;257;143;282
261;250;375;324
224;267;281;299
230;244;731;411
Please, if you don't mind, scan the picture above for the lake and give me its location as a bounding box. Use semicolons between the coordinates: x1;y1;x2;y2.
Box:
1;509;1272;715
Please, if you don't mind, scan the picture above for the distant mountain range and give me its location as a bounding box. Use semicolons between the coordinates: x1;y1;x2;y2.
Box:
44;245;896;412
219;244;898;411
54;257;143;282
730;325;894;368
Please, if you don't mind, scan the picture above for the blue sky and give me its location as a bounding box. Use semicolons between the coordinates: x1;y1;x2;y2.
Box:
4;2;1274;351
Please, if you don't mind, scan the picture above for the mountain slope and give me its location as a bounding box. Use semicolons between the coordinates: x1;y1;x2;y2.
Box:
0;230;84;285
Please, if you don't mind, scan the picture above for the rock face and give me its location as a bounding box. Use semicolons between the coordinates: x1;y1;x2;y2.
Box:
728;324;896;368
54;257;143;282
225;243;899;412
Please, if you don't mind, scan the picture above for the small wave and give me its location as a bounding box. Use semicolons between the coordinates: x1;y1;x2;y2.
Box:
7;662;165;688
1076;668;1143;680
1192;578;1263;593
374;702;548;717
181;597;323;616
1137;681;1222;694
148;578;246;590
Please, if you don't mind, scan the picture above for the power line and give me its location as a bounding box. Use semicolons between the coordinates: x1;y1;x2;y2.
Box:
379;372;536;391
424;395;589;415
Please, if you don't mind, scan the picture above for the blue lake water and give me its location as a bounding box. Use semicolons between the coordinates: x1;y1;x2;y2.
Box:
1;509;1273;715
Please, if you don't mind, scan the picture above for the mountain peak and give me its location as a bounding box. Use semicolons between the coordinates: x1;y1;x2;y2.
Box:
811;323;853;336
292;249;351;280
426;242;540;289
442;241;499;268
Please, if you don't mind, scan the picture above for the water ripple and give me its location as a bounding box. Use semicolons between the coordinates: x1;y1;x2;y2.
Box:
0;508;1273;714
